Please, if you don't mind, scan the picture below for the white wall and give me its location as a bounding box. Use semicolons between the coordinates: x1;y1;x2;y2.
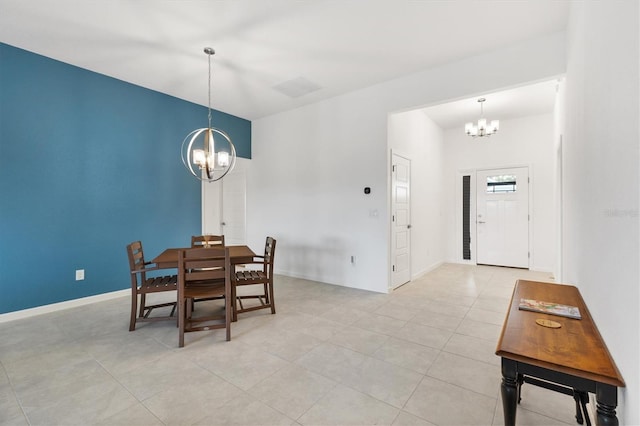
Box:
442;113;556;272
249;100;389;291
388;110;446;279
562;1;639;422
249;32;566;293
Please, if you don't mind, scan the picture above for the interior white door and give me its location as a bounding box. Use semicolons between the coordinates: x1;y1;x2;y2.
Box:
476;167;529;268
220;165;246;245
202;158;247;244
391;154;411;288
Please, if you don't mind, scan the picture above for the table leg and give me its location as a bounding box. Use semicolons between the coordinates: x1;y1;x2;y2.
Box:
573;392;584;425
501;358;518;426
595;383;618;426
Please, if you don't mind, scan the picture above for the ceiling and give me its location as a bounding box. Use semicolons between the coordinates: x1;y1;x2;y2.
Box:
423;79;559;130
0;0;570;121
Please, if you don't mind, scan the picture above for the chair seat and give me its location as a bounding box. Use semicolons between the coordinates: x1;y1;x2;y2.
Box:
184;282;226;299
235;270;267;282
140;275;178;293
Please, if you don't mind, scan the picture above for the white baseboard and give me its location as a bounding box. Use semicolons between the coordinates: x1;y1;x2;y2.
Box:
273;268;316;283
411;261;444;281
0;289;129;324
273;270;388;294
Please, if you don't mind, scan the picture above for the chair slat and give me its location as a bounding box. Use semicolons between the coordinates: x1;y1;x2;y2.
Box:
191;234;225;248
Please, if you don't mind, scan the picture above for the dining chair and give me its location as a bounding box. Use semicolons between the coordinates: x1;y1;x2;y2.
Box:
126;241;178;331
190;235;226;307
178;247;232;347
191;234;225;248
231;236;276;321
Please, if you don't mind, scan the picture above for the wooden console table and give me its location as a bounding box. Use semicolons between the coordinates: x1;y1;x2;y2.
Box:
496;280;624;425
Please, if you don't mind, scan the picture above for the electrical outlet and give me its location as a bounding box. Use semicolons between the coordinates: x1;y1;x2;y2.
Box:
75;269;85;281
351;255;356;264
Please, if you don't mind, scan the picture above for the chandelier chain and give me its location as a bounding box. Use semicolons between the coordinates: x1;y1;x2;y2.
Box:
207;52;212;129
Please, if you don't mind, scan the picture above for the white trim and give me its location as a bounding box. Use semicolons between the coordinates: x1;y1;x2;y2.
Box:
411;261;444;281
0;289;129;324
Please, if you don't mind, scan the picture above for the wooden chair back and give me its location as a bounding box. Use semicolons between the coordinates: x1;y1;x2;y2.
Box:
262;236;276;275
127;240;148;277
177;247;231;346
191;234;225;248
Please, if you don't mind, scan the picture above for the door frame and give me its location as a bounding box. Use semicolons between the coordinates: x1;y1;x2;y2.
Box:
455;164;533;267
389;150;412;290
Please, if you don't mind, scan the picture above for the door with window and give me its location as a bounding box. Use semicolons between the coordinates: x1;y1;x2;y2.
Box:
476;167;529;268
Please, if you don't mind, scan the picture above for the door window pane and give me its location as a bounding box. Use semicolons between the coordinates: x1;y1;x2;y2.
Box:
487;174;516;193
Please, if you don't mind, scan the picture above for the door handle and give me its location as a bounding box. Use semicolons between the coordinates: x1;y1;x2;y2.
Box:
478;221;486;224
407;224;412;229
221;222;226;226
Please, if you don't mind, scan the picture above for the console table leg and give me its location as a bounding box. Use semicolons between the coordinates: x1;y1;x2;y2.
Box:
596;384;618;426
501;359;518;426
573;392;584;425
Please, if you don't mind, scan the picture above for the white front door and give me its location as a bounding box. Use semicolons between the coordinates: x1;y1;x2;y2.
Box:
476;167;529;268
391;154;411;288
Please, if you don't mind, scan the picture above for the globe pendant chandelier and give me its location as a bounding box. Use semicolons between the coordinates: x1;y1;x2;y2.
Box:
465;98;499;138
181;47;236;182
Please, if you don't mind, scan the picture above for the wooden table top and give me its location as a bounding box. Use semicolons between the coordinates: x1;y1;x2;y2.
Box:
496;279;624;387
152;245;256;268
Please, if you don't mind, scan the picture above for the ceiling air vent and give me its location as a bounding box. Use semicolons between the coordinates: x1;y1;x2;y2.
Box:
272;76;322;99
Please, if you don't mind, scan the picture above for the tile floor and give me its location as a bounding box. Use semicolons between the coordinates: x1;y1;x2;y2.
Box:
0;263;583;425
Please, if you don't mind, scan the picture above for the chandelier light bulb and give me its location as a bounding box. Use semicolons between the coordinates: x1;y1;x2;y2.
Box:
217;151;230;167
193;149;206;166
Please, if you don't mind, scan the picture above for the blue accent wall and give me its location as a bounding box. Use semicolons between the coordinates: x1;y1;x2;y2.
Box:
0;43;251;314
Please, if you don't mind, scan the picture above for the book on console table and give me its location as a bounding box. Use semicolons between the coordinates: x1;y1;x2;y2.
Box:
518;298;582;319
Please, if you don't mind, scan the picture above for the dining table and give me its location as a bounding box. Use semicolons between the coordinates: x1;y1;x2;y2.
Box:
152;245;258;323
152;245;257;269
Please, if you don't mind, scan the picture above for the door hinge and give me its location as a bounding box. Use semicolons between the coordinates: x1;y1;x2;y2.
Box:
393;165;396;172
392;215;395;222
392;265;395;272
528;252;530;258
